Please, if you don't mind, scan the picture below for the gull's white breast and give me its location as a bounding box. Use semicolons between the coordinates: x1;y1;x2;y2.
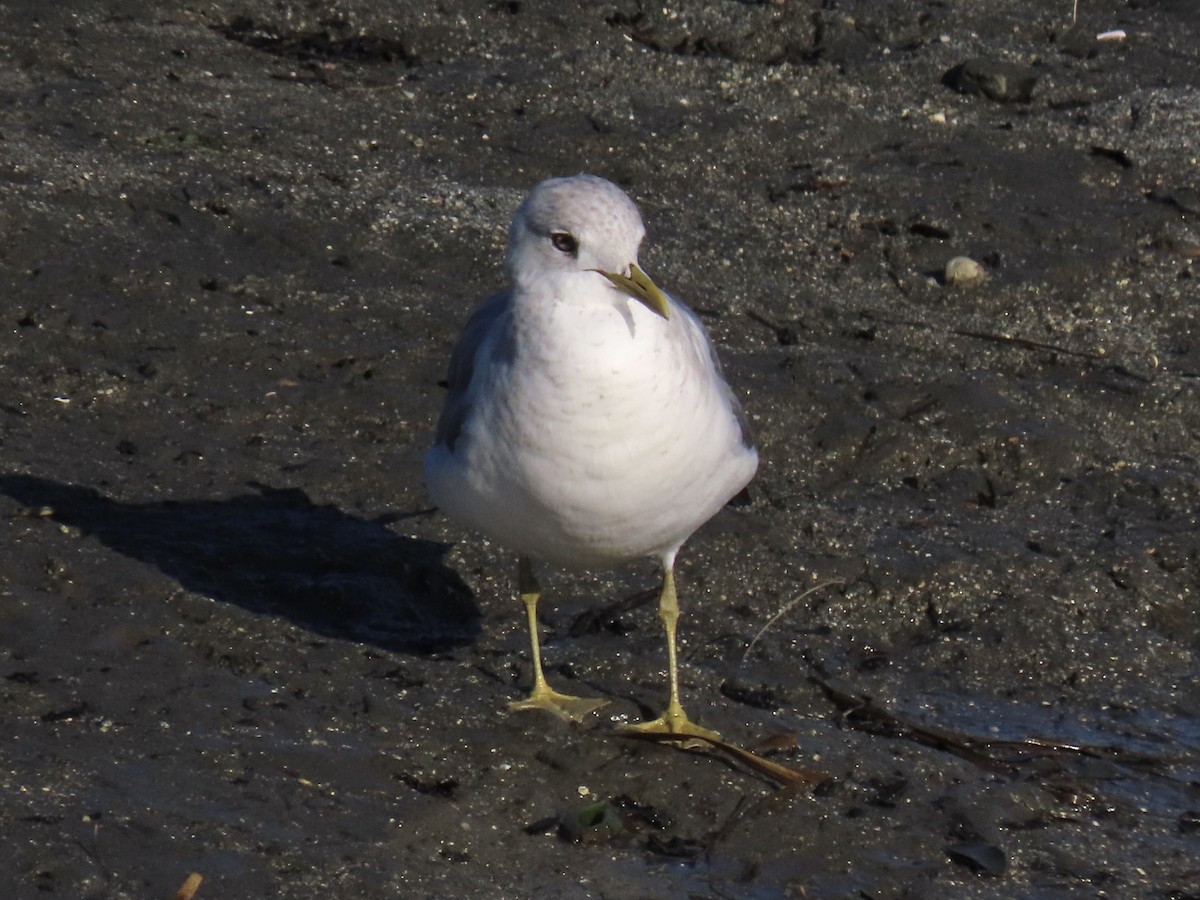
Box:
425;285;756;569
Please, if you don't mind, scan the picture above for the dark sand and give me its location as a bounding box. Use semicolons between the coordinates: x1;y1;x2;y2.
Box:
2;1;1198;897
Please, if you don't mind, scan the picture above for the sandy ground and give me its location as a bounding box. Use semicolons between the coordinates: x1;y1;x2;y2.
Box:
1;1;1198;897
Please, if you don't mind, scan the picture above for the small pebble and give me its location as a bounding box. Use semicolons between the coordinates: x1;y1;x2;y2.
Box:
945;255;987;286
943;58;1040;103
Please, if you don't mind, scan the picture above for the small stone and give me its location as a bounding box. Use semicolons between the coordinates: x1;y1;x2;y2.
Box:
945;255;987;286
947;841;1008;876
943;58;1040;103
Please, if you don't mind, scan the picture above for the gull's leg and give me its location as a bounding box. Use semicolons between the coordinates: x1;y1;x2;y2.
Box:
508;555;608;723
619;564;721;742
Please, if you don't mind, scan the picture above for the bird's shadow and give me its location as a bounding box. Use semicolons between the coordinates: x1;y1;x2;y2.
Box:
0;474;478;653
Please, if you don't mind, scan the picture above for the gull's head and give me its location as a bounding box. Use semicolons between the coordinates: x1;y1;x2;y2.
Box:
505;174;670;319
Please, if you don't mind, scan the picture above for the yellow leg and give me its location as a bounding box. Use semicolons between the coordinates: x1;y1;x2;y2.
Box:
508;556;608;723
619;566;721;742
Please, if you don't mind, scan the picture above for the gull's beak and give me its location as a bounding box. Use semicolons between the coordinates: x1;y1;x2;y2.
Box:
591;264;671;320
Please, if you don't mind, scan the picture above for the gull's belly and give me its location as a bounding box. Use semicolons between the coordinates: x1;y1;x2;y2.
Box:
427;324;755;568
519;374;723;516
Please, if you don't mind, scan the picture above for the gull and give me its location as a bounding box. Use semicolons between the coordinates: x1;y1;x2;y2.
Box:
425;174;757;740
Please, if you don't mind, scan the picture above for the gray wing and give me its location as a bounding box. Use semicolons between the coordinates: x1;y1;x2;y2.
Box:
434;290;512;452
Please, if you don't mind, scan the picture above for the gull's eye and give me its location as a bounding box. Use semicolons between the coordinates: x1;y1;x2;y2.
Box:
550;231;579;255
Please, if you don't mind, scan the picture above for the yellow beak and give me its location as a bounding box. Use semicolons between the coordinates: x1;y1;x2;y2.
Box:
591;264;671;319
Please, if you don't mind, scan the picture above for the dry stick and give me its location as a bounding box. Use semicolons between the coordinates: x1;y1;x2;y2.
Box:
951;328;1102;361
811;676;1172;772
743;581;844;661
812;677;1017;774
176;873;203;900
860;309;1105;362
864;310;1152;380
620;729;828;790
952;328;1152;381
706;794;751;865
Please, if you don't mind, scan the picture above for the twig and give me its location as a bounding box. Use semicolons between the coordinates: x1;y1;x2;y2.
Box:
860;309;1152;379
811;675;1174;773
705;794;751;865
812;677;1015;774
618;729;828;791
743;581;844;660
951;328;1102;361
176;873;203;900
